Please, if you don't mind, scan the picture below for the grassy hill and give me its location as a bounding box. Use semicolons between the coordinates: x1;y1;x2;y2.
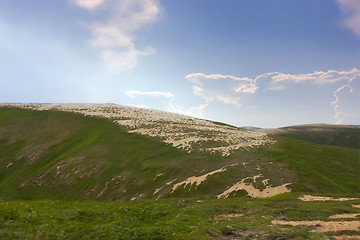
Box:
1;105;360;239
0;106;359;202
267;124;360;149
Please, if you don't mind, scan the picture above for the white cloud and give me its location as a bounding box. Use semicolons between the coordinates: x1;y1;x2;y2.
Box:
336;0;360;37
268;68;360;85
90;26;135;48
266;68;360;123
101;47;155;71
71;0;161;71
125;90;206;118
73;0;105;9
186;73;257;107
331;75;358;123
126;90;175;99
186;68;360;123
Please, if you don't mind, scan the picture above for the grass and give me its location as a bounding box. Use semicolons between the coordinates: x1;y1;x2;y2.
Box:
277;126;360;149
1;194;360;239
263;136;360;195
0;107;360;239
0;107;359;202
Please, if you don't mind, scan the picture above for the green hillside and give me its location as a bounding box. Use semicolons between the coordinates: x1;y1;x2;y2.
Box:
0;107;359;201
274;124;360;149
1;106;360;239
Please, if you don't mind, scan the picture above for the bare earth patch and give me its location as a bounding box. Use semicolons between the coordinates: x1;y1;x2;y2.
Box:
216;173;291;199
333;236;360;240
214;213;244;220
171;164;238;193
97;177;117;198
272;220;360;232
273;197;360;239
298;195;359;202
153;187;163;195
0;103;275;156
329;213;360;219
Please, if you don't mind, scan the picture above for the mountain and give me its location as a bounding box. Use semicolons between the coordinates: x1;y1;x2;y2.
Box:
0;103;359;201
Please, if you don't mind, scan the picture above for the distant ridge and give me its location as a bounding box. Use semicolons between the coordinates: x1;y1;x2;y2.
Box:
262;123;360;149
240;126;262;130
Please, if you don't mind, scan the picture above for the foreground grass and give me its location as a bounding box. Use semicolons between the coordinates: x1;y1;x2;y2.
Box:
1;194;360;239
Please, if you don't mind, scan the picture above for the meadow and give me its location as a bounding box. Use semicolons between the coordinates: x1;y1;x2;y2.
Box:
1;194;360;239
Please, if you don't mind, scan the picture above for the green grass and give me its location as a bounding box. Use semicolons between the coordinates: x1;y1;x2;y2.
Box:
0;107;359;202
0;108;255;201
1;107;360;239
1;195;359;239
276;126;360;149
263;136;360;195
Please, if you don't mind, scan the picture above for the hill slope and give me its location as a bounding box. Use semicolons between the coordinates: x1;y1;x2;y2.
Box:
0;104;359;201
263;124;360;149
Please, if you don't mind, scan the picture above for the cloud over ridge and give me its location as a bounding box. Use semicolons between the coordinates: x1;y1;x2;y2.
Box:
125;90;207;118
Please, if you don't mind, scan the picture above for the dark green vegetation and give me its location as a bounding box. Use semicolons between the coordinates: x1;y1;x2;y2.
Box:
1;195;360;239
0;107;359;201
276;124;360;149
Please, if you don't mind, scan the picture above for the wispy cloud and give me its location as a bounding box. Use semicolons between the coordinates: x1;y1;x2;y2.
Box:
186;68;359;123
125;90;207;118
267;68;360;88
73;0;105;9
266;68;360;123
186;73;258;107
331;74;359;123
126;90;175;99
336;0;360;37
71;0;161;71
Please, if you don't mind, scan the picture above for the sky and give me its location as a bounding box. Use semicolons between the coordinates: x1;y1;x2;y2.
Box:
0;0;359;128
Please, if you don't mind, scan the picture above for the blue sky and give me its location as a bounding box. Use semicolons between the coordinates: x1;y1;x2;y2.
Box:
0;0;359;128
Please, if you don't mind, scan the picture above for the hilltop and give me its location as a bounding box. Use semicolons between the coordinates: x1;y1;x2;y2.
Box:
0;103;359;202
